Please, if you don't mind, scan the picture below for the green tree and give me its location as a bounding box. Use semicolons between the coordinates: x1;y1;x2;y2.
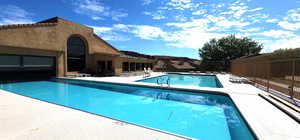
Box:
198;34;263;71
272;48;300;58
199;34;263;61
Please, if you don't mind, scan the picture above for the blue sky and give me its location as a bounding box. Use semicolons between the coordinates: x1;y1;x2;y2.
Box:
0;0;300;59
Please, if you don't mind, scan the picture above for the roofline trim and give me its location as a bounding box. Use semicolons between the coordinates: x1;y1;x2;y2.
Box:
0;23;57;30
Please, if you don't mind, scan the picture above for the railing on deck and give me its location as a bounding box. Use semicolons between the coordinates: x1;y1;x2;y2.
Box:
231;57;300;106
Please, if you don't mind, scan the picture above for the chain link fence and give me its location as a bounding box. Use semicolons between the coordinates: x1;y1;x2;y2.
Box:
231;58;300;105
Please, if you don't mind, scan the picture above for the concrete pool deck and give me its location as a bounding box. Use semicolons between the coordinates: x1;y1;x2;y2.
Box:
0;89;189;140
1;72;300;140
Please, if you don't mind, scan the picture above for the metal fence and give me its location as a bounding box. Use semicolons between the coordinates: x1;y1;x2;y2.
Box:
231;57;300;104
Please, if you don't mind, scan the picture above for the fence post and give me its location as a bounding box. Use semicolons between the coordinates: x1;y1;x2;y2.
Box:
291;59;295;99
267;61;270;92
254;63;257;87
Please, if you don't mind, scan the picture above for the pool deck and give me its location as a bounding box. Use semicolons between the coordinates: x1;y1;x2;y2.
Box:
1;72;300;140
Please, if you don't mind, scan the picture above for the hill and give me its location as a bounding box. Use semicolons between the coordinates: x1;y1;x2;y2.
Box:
121;51;202;72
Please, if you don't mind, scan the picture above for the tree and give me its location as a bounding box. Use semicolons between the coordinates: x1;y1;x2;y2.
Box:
198;34;263;71
199;34;263;61
272;48;300;58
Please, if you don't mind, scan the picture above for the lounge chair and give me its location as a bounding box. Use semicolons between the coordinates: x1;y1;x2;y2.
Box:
229;75;249;83
147;67;152;76
66;72;91;78
143;68;150;78
229;75;241;83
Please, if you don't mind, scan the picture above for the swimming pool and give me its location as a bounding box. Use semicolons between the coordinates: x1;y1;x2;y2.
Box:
0;79;255;140
139;74;223;88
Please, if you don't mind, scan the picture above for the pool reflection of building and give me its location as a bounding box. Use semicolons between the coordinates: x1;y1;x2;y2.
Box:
0;17;153;79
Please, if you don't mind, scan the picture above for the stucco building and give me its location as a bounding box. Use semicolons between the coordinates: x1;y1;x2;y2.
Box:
0;17;154;79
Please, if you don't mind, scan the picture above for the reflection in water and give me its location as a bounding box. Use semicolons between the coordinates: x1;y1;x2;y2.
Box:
140;74;223;88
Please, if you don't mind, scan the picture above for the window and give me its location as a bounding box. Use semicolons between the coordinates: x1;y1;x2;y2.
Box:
107;61;112;71
0;55;21;68
23;56;54;67
122;62;129;72
144;63;149;69
67;36;86;72
130;63;136;71
0;55;55;72
136;63;141;70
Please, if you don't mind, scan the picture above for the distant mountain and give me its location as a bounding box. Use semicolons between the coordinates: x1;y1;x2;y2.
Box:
121;51;202;72
120;51;154;59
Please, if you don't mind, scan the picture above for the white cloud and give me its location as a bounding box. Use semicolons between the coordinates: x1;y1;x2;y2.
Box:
90;25;130;41
166;19;209;29
238;27;261;32
141;0;154;5
91;24;166;41
259;30;295;38
143;11;166;20
204;15;251;29
278;21;300;31
88;0;300;53
247;7;263;12
285;8;300;22
227;1;249;18
91;16;103;20
216;18;250;28
174;14;188;22
111;11;128;21
163;14;254;49
0;5;34;25
278;8;300;31
129;25;166;40
166;0;200;11
91;26;112;32
263;36;300;52
76;1;107;13
266;18;278;23
72;0;128;21
164;27;226;49
113;24;130;31
247;13;269;23
218;1;267;24
192;9;206;15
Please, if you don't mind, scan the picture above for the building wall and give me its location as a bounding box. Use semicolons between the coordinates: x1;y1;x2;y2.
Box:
0;17;121;77
0;24;59;51
90;53;120;74
119;57;155;73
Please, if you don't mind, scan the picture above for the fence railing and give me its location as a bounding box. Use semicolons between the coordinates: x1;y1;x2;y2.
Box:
231;58;300;105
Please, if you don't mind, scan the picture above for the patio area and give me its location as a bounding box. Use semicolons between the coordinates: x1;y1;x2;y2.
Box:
1;73;300;140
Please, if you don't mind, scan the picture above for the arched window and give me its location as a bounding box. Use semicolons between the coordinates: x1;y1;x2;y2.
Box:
67;36;86;72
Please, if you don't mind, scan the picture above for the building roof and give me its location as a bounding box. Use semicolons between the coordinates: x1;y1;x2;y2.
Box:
38;17;93;30
92;34;121;55
0;22;57;30
120;51;154;59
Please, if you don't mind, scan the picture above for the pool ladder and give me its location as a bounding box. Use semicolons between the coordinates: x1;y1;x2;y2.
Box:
156;77;170;87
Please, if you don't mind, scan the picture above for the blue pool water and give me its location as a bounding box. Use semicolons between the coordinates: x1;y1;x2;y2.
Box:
0;79;254;140
139;74;223;88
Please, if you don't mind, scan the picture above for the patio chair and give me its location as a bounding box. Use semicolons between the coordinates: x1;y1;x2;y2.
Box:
147;67;152;76
143;68;150;78
229;75;242;83
229;75;249;83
